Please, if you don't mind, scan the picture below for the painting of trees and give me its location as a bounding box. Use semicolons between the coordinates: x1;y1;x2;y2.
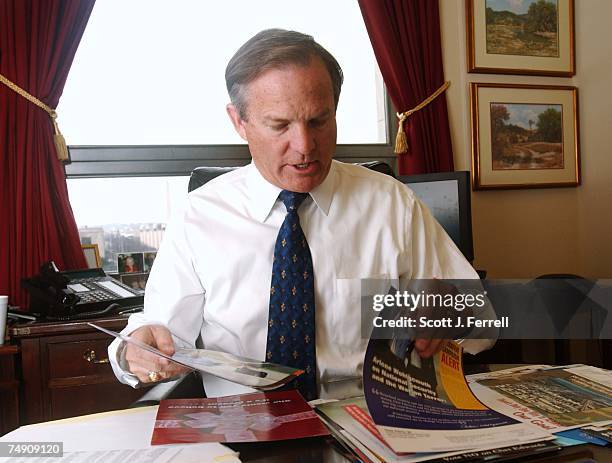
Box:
536;107;562;142
526;0;558;34
485;0;559;57
471;84;578;189
489;102;563;170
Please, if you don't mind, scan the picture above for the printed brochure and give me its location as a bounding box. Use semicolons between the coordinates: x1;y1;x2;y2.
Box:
151;390;329;444
361;338;551;453
468;364;612;432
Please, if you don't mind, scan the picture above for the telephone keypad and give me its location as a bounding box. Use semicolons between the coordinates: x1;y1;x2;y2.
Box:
78;290;117;304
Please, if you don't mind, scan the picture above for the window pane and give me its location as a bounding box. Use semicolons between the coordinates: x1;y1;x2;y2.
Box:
67;177;189;273
58;0;385;145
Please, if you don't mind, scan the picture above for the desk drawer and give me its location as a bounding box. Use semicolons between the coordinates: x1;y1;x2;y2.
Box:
47;336;113;379
50;382;143;420
14;317;137;425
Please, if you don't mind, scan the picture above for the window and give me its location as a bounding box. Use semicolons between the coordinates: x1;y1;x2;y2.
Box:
68;176;189;273
63;1;396;271
59;0;387;146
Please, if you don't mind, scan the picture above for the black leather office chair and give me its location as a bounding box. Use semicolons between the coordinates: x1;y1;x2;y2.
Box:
465;274;611;368
187;160;395;193
534;274;610;368
130;161;396;407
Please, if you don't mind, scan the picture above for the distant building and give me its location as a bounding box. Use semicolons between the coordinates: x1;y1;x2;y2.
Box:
77;223;166;273
139;223;166;249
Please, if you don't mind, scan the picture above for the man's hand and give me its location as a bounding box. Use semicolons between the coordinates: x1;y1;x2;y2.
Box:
414;338;448;358
406;279;471;359
125;325;190;383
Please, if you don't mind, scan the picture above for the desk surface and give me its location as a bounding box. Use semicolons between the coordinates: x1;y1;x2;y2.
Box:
2;366;610;462
9;314;131;338
231;440;609;463
3;404;609;463
230;366;612;462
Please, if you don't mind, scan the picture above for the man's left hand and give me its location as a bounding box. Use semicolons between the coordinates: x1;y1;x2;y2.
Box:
414;338;448;358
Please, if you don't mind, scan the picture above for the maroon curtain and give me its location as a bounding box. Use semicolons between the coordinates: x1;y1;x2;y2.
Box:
0;0;95;309
358;0;454;174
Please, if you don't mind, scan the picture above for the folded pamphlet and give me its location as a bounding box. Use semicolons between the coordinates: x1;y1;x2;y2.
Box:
151;390;329;445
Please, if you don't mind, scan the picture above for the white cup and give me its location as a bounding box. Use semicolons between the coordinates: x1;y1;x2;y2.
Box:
0;295;8;346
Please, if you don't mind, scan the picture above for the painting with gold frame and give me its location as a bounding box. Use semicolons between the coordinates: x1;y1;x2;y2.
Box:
470;83;579;190
81;244;102;268
467;0;575;76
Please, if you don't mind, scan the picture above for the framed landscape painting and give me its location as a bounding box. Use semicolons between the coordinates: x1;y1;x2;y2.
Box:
470;83;580;190
467;0;575;76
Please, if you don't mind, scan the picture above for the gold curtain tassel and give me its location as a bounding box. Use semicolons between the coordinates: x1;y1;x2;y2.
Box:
51;112;69;161
394;81;451;155
395;114;409;155
0;72;68;162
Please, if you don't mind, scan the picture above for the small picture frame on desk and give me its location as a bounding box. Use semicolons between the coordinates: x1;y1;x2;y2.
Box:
470;83;580;190
143;252;157;272
81;244;101;269
117;252;144;273
120;272;148;291
466;0;575;76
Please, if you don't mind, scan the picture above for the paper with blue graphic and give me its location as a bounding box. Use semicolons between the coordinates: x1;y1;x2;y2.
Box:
362;338;550;453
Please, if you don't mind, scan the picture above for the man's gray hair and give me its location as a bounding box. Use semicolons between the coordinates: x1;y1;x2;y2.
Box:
225;29;343;120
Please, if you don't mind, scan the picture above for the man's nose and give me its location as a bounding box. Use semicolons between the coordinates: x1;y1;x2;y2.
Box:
290;124;316;155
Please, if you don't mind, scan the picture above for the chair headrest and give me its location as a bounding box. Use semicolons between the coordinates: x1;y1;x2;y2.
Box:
188;166;240;192
188;161;395;192
356;161;396;178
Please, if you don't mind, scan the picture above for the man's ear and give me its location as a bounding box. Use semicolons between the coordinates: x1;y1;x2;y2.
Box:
226;104;248;141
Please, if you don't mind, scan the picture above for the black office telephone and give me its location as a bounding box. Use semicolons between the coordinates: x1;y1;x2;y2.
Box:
21;261;144;320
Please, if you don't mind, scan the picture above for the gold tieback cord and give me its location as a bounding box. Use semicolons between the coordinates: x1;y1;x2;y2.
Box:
0;72;69;161
395;81;450;155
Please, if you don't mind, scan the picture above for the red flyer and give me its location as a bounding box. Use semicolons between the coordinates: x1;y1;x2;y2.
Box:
151;390;329;445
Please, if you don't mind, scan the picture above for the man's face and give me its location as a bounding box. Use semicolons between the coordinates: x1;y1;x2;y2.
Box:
227;58;337;193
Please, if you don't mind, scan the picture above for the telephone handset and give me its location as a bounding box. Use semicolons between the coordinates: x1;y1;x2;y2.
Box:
22;261;144;320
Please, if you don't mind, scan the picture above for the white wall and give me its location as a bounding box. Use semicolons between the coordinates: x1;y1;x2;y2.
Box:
440;0;612;278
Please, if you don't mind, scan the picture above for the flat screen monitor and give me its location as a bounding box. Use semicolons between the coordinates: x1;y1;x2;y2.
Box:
398;171;474;262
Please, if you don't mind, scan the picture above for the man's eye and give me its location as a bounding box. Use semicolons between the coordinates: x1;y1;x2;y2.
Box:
271;124;288;131
309;118;327;128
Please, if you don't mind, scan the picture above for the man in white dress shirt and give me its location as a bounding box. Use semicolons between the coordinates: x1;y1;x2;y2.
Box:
109;29;494;395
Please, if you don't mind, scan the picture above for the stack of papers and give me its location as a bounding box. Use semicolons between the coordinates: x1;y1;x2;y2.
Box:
317;398;559;463
0;406;240;463
316;335;612;463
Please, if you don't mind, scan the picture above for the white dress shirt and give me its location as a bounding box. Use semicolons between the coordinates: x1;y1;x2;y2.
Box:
109;161;494;395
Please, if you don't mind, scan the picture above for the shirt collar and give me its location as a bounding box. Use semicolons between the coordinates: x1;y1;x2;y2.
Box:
246;161;336;223
308;161;335;216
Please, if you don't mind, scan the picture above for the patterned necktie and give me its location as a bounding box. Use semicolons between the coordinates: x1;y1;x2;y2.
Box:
266;190;317;400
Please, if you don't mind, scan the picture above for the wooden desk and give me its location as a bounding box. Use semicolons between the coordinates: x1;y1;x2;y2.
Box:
229;440;610;462
10;316;143;425
0;345;20;435
138;369;611;462
231;369;612;462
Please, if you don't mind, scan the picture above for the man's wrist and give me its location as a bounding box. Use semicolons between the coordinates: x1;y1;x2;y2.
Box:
116;340;141;388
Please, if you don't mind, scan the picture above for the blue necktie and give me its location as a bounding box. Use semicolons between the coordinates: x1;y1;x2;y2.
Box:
266;190;317;400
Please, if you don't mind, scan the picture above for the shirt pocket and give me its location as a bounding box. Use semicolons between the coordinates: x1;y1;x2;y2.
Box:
331;254;399;349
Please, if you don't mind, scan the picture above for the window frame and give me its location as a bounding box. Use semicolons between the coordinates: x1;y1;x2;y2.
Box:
64;94;398;178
